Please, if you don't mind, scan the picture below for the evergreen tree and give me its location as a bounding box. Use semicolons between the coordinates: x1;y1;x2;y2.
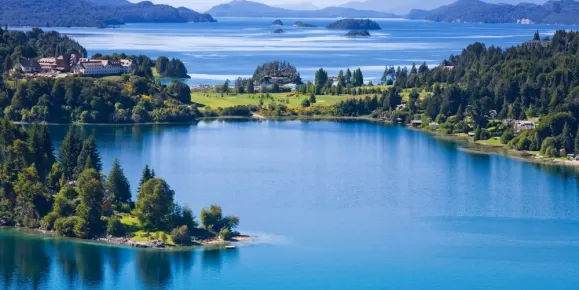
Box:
562;122;573;153
58;128;82;180
575;126;579;153
75;168;105;235
14;165;50;227
533;31;540;41
106;158;131;205
138;165;155;191
75;135;102;176
27;124;55;181
3;57;12;75
136;178;175;230
345;68;352;85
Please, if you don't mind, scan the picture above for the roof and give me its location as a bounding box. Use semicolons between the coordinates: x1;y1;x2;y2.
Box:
17;59;41;68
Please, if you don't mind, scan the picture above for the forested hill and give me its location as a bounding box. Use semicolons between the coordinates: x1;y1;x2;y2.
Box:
407;0;579;25
0;0;216;27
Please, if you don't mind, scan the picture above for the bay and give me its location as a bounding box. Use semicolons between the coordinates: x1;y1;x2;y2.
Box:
38;18;579;85
1;120;579;289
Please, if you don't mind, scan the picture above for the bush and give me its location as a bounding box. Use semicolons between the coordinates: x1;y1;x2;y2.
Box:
301;99;311;108
500;127;515;144
54;216;87;238
170;225;191;245
106;216;125;237
117;202;132;213
42;212;59;230
218;227;233;240
540;137;557;155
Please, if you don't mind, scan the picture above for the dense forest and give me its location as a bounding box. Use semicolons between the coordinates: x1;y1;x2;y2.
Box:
407;0;579;25
334;30;579;156
0;28;198;123
0;122;239;244
0;0;216;28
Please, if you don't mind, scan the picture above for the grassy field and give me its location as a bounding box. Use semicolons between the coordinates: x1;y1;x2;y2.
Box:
476;137;504;147
190;88;431;109
119;213;176;245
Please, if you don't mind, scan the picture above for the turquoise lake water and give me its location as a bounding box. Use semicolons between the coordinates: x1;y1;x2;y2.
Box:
1;120;579;289
38;18;579;85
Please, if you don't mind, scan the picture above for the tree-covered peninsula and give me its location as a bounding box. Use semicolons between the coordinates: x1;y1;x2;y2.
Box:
326;19;381;30
0;28;199;123
0;121;241;247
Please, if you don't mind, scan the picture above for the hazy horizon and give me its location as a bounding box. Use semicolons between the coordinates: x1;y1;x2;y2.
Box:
128;0;550;14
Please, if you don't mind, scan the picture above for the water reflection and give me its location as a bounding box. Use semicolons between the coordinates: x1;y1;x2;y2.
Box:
136;250;172;289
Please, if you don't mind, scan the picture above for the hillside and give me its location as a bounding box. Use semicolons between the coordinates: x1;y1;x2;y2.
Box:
87;0;130;5
207;0;398;18
0;0;216;27
406;0;579;25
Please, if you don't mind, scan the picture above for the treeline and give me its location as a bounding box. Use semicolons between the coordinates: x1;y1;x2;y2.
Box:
155;56;189;79
2;74;198;123
334;30;579;156
0;121;239;244
0;28;87;75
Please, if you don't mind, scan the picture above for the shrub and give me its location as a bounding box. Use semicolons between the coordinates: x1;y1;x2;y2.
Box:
218;227;233;240
54;216;87;238
42;212;59;230
106;216;125;237
500;128;515;144
170;225;191;245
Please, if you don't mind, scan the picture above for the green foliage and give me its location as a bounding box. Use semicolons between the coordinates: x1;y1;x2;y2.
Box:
218;227;233;240
170;225;191;245
301;98;311;108
75;135;102;176
106;216;125;237
167;81;191;104
540;137;558;157
200;205;239;234
13;165;50;227
500;127;515;144
58;128;83;180
136;178;175;231
106;158;131;205
155;57;189;78
54;216;86;238
76;169;105;235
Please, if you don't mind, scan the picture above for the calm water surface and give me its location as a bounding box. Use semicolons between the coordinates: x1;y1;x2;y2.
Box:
31;18;579;85
1;120;579;289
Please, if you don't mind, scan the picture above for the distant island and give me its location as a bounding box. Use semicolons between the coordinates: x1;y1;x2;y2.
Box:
272;19;284;26
345;30;371;37
207;0;398;18
0;0;216;27
407;0;579;25
327;19;381;30
294;21;317;28
273;29;285;34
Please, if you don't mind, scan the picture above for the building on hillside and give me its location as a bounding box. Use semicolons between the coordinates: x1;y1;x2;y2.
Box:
14;59;41;73
37;53;80;73
72;59;135;76
514;120;535;132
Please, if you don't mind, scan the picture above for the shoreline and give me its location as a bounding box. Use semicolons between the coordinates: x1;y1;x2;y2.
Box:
0;226;253;251
412;127;579;169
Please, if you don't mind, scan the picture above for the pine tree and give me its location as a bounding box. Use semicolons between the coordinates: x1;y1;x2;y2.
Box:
106;158;131;205
75;135;102;176
136;178;174;230
533;31;540;41
138;165;155;191
562;122;573;153
76;168;105;235
58;128;82;180
345;68;352;85
575;126;579;154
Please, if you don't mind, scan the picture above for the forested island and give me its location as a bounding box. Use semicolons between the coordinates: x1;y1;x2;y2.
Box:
294;21;317;28
0;28;199;123
0;121;242;247
272;20;284;26
326;19;381;30
0;0;216;28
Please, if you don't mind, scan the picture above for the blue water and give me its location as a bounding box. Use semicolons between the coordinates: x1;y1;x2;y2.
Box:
2;120;579;289
39;18;579;85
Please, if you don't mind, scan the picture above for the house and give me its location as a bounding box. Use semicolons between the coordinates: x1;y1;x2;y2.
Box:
282;83;298;92
13;59;41;73
468;131;475;137
488;110;498;120
429;122;440;129
72;59;135;76
37;53;79;73
396;104;406;111
514;120;535;132
411;120;422;127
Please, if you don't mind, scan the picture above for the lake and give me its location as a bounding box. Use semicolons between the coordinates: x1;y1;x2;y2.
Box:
37;18;579;85
1;120;579;289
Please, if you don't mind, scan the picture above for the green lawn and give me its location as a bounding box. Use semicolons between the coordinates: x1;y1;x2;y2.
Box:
190;92;367;108
118;213;176;245
476;137;504;147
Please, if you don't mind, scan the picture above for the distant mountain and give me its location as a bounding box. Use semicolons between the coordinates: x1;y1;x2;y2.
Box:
87;0;130;5
207;0;398;18
340;0;548;14
0;0;216;27
406;0;579;25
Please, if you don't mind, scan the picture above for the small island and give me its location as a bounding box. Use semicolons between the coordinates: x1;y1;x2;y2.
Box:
294;21;317;28
345;30;371;37
326;19;382;30
273;28;285;34
272;19;284;26
0;123;245;249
